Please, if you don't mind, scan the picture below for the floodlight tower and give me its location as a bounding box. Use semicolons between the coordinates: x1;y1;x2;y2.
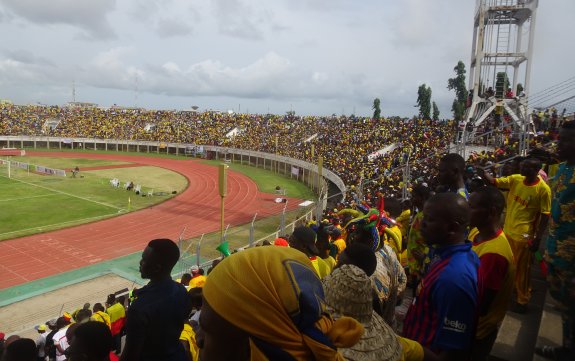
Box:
461;0;538;156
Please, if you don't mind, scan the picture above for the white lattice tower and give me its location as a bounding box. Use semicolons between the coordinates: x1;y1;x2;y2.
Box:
458;0;538;156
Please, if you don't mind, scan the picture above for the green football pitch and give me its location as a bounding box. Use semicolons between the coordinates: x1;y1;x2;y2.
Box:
0;157;188;240
0;153;316;242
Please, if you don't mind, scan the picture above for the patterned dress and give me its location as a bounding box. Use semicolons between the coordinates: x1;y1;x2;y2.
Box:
545;162;575;349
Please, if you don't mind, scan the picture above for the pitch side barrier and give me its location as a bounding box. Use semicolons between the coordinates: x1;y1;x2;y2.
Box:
0;136;347;204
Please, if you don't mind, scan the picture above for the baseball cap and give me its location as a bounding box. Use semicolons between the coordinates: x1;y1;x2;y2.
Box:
290;226;319;256
35;325;47;332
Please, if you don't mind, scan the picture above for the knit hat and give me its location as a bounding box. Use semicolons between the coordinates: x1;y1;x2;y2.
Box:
322;265;402;361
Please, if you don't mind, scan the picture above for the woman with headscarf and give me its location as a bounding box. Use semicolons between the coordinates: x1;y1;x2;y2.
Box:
199;246;364;360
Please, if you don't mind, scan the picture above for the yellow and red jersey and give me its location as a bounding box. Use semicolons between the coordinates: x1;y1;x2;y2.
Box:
494;175;551;241
470;228;515;339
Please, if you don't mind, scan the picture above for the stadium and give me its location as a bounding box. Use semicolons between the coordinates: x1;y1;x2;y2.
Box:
0;1;574;361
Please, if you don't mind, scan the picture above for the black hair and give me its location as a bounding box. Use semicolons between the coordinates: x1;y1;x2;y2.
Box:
147;238;180;272
93;303;105;313
383;197;402;218
76;309;92;322
188;287;203;308
3;338;36;361
523;157;542;170
473;186;506;216
71;322;114;359
411;184;431;199
440;153;466;173
342;243;377;277
181;273;192;283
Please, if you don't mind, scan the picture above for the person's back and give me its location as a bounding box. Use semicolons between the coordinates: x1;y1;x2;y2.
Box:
121;239;192;361
127;278;191;360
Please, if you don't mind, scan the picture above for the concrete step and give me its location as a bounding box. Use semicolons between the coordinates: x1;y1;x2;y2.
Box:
532;292;563;361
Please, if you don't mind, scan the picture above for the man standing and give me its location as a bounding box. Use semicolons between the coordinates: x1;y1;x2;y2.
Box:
35;324;47;361
121;239;191;361
483;157;551;313
105;294;125;354
437;153;469;199
51;317;70;361
536;121;575;361
468;187;515;360
403;193;480;361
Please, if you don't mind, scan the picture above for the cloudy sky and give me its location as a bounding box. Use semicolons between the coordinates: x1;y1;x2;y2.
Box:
0;0;572;117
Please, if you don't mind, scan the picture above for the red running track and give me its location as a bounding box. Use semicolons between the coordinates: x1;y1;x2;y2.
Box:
0;152;304;290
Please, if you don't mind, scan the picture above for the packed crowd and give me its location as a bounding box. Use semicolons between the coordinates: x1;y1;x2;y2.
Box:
0;104;455;195
2;121;573;361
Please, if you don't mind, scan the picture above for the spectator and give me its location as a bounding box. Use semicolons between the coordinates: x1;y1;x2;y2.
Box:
121;239;191;361
323;264;424;361
189;267;206;288
105;295;125;354
91;304;111;330
482;157;551;313
437;153;468;199
468;187;515;360
402;193;480;361
44;319;58;361
65;321;116;361
2;338;37;361
536;121;575;361
199;246;363;360
335;242;377;277
406;184;432;281
180;273;192;290
52;317;71;361
288;226;331;278
34;324;47;361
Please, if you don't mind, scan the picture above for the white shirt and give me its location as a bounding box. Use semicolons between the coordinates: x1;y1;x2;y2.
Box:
36;332;47;358
52;327;69;361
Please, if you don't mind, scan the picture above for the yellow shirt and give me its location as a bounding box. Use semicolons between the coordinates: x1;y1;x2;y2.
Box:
398;336;424;361
495;175;551;241
396;209;411;238
91;311;111;329
179;324;199;361
310;257;331;279
190;275;207;288
322;256;337;272
332;238;346;256
469;228;515;339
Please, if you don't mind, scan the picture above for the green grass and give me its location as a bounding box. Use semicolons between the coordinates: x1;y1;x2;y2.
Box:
202;160;316;200
14;156;130;169
0;149;315;244
0;163;187;240
22;147;187;160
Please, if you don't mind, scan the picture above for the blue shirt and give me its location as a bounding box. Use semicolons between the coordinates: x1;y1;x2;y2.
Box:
125;278;192;361
403;242;479;351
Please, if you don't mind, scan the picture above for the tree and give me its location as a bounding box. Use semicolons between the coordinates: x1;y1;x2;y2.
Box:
417;84;432;120
432;101;440;121
372;98;381;120
447;60;468;120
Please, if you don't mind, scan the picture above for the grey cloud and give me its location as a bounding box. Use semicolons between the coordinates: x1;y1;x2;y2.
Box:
212;0;266;40
156;18;193;38
0;0;117;39
2;49;55;66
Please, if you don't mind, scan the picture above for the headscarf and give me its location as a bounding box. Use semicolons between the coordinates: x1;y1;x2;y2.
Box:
203;246;364;360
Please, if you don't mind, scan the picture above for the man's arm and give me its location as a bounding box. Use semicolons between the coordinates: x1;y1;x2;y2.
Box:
530;213;550;252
